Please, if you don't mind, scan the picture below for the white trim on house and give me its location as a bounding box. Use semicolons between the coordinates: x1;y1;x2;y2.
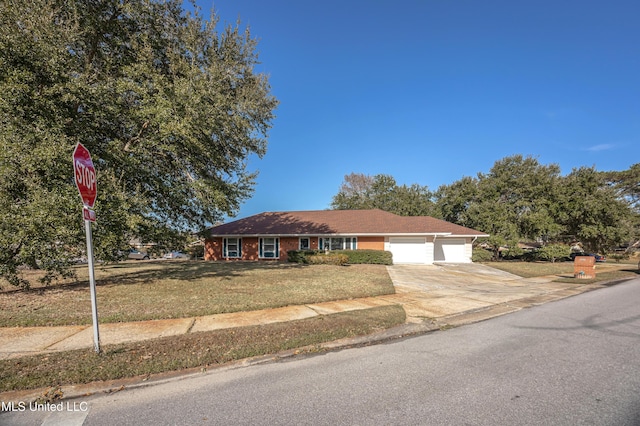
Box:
209;233;456;238
223;237;242;258
299;237;310;250
259;237;280;259
319;237;358;251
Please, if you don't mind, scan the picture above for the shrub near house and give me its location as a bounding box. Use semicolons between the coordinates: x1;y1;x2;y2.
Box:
307;253;349;265
287;249;393;265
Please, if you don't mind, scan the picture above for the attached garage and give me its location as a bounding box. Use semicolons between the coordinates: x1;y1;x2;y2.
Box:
388;237;427;264
388;236;470;264
434;238;469;263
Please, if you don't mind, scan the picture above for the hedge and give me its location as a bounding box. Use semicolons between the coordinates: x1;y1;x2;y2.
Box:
332;250;393;265
287;250;321;264
287;249;393;265
307;253;349;265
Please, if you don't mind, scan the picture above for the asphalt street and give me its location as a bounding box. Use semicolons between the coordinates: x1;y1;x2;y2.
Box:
5;277;639;426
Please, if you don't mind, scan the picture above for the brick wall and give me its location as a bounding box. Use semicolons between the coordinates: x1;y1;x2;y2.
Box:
204;238;220;260
279;237;298;260
205;236;384;261
279;237;323;260
357;236;385;250
204;237;258;261
243;238;259;260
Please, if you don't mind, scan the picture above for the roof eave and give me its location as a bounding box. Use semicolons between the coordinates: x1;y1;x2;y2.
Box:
207;232;490;238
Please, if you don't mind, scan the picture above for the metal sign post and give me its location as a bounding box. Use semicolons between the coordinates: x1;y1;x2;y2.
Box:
84;209;100;353
73;143;100;353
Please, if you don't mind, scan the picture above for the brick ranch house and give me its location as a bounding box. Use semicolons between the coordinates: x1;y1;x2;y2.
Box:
204;209;488;264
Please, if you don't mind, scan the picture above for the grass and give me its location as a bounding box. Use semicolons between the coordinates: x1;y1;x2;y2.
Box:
0;261;395;327
485;258;640;284
0;261;404;393
0;305;406;393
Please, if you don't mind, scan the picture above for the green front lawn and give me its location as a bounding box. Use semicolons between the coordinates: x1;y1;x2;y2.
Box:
0;261;396;327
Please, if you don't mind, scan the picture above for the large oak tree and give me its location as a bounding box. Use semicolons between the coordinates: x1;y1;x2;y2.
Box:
0;0;278;287
435;156;634;254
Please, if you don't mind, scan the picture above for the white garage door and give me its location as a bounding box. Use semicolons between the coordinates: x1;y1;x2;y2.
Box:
434;238;467;263
389;237;426;264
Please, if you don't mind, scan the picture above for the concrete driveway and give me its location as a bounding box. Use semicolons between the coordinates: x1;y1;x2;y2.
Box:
382;263;580;324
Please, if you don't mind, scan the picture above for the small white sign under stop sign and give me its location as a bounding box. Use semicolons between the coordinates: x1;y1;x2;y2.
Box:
83;207;96;222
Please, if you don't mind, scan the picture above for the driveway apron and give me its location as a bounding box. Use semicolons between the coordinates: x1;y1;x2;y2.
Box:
383;263;561;322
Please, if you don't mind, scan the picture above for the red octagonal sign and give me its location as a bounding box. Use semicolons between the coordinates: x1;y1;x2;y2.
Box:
73;143;97;209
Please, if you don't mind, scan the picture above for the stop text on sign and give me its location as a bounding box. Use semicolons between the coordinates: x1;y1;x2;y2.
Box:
74;160;96;192
72;143;97;209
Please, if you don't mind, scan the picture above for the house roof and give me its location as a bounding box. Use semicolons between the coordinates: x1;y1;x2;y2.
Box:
208;209;488;237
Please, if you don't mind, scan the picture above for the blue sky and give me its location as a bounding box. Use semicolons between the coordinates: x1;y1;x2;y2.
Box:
199;0;639;221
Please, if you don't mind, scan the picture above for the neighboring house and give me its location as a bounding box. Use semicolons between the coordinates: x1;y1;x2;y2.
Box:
205;209;488;264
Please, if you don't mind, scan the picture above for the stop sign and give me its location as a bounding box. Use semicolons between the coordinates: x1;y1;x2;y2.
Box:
73;143;97;209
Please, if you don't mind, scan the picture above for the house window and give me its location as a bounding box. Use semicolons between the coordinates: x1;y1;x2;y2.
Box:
319;237;357;251
299;237;310;250
259;237;279;258
223;238;241;258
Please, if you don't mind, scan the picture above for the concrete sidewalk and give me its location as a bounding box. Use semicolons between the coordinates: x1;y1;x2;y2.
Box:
0;264;611;360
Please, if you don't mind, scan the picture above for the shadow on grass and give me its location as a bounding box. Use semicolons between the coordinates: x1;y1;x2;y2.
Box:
94;260;312;287
13;261;311;294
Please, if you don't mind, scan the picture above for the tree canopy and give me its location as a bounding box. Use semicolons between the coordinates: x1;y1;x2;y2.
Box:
604;163;640;212
439;155;563;245
0;0;278;287
331;173;436;217
436;156;636;253
333;156;638;255
555;166;634;253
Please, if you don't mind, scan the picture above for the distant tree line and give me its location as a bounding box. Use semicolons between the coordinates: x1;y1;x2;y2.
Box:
331;156;639;255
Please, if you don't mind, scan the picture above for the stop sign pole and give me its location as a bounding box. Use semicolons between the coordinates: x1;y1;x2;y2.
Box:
72;143;101;354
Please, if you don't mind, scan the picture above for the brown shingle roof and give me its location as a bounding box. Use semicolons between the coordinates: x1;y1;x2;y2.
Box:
208;209;488;237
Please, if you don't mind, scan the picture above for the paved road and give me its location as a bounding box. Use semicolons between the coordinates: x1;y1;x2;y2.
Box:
4;278;639;426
